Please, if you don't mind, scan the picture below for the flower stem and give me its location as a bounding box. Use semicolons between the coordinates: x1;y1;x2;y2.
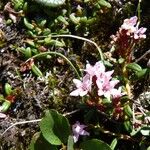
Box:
122;63;132;99
25;51;81;79
36;34;104;61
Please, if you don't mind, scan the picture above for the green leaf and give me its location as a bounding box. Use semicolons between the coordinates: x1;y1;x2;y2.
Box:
130;128;141;136
29;132;58;150
147;146;150;150
84;110;95;123
57;16;69;25
124;120;132;132
124;104;133;118
47;40;65;47
110;138;117;150
118;58;125;64
140;127;150;136
25;47;32;58
34;0;65;7
69;13;80;24
135;69;147;78
67;136;74;150
24;18;34;30
31;64;43;77
98;0;111;8
140;129;150;136
127;63;142;72
4;83;12;95
40;110;71;145
103;60;113;67
1;100;11;112
80;139;112;150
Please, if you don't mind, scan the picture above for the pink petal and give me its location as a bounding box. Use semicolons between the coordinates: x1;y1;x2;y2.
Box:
105;70;114;80
110;80;119;88
104;91;111;100
138;27;147;34
73;79;82;88
80;130;90;136
70;89;80;96
129;16;138;26
79;90;88;96
111;88;122;99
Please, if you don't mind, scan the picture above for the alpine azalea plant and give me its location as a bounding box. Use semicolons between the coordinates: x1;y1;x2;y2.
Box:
110;16;147;98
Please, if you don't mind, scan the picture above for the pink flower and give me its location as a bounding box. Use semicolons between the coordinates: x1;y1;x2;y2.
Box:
70;61;123;99
85;61;105;77
110;87;123;99
120;16;146;40
96;75;120;100
70;74;91;96
72;121;89;143
121;16;137;31
134;27;147;39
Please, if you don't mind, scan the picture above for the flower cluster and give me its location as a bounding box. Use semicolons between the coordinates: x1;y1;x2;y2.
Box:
70;61;122;100
121;16;146;40
111;16;147;43
111;16;147;62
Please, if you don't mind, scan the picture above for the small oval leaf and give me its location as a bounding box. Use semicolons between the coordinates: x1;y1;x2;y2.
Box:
98;0;111;8
124;104;133;118
24;18;34;30
1;100;11;112
31;64;43;77
135;69;147;78
4;83;12;95
127;63;142;72
124;120;132;132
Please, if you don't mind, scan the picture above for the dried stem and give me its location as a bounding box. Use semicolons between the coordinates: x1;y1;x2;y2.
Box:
1;109;80;136
135;49;150;63
36;34;104;60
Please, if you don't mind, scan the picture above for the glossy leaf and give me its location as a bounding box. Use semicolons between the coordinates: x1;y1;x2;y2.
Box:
140;127;150;136
29;132;58;150
98;0;111;8
31;64;43;77
110;138;118;150
46;39;65;47
40;109;71;145
0;100;11;112
24;18;34;30
80;139;112;150
25;47;32;58
124;120;132;132
124;104;133;118
4;83;12;95
34;0;65;7
127;63;142;72
135;69;147;78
